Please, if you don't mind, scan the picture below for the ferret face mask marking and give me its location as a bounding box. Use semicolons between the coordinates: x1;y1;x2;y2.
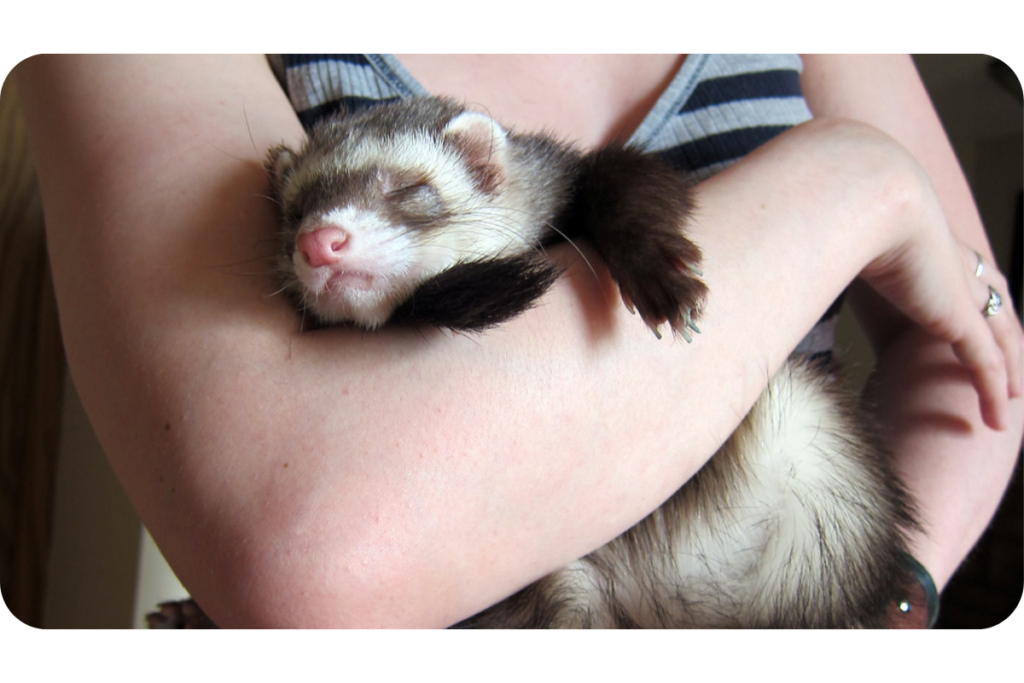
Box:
267;105;534;329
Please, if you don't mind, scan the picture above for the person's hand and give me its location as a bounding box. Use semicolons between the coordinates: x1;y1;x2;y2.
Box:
956;238;1024;402
859;173;1023;430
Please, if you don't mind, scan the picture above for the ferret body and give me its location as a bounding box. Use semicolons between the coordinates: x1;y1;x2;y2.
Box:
263;97;915;628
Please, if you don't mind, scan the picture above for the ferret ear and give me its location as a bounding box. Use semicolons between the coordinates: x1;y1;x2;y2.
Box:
442;112;509;193
265;145;298;191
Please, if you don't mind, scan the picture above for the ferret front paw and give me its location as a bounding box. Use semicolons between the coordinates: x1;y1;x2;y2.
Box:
391;253;562;333
572;145;707;340
611;234;707;340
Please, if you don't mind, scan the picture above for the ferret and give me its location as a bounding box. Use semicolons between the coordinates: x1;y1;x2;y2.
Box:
266;96;706;339
216;97;915;628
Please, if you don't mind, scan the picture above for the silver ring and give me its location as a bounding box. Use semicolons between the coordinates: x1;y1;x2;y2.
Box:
974;251;986;278
984;286;1003;317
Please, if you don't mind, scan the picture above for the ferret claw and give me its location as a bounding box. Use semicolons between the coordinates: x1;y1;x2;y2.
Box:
683;307;701;335
621;292;636;315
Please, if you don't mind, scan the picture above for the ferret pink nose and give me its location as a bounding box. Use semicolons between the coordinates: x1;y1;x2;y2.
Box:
297;227;349;267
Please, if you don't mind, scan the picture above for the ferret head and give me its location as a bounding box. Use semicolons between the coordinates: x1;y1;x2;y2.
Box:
266;98;529;328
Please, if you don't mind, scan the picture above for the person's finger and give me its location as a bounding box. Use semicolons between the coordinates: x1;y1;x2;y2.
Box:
952;319;1010;431
963;244;1023;398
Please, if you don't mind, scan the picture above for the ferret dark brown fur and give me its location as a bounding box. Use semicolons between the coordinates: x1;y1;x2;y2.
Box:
256;97;917;628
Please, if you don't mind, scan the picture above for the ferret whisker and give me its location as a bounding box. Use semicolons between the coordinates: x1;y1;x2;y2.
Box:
265;282;293;299
207;143;262;167
242;103;259;159
539;221;603;287
253;192;284;208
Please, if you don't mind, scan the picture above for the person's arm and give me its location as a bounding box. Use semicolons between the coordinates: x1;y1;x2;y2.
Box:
801;54;1024;591
15;55;1012;627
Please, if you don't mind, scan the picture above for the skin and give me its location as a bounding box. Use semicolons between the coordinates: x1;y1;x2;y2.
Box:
15;54;1022;627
